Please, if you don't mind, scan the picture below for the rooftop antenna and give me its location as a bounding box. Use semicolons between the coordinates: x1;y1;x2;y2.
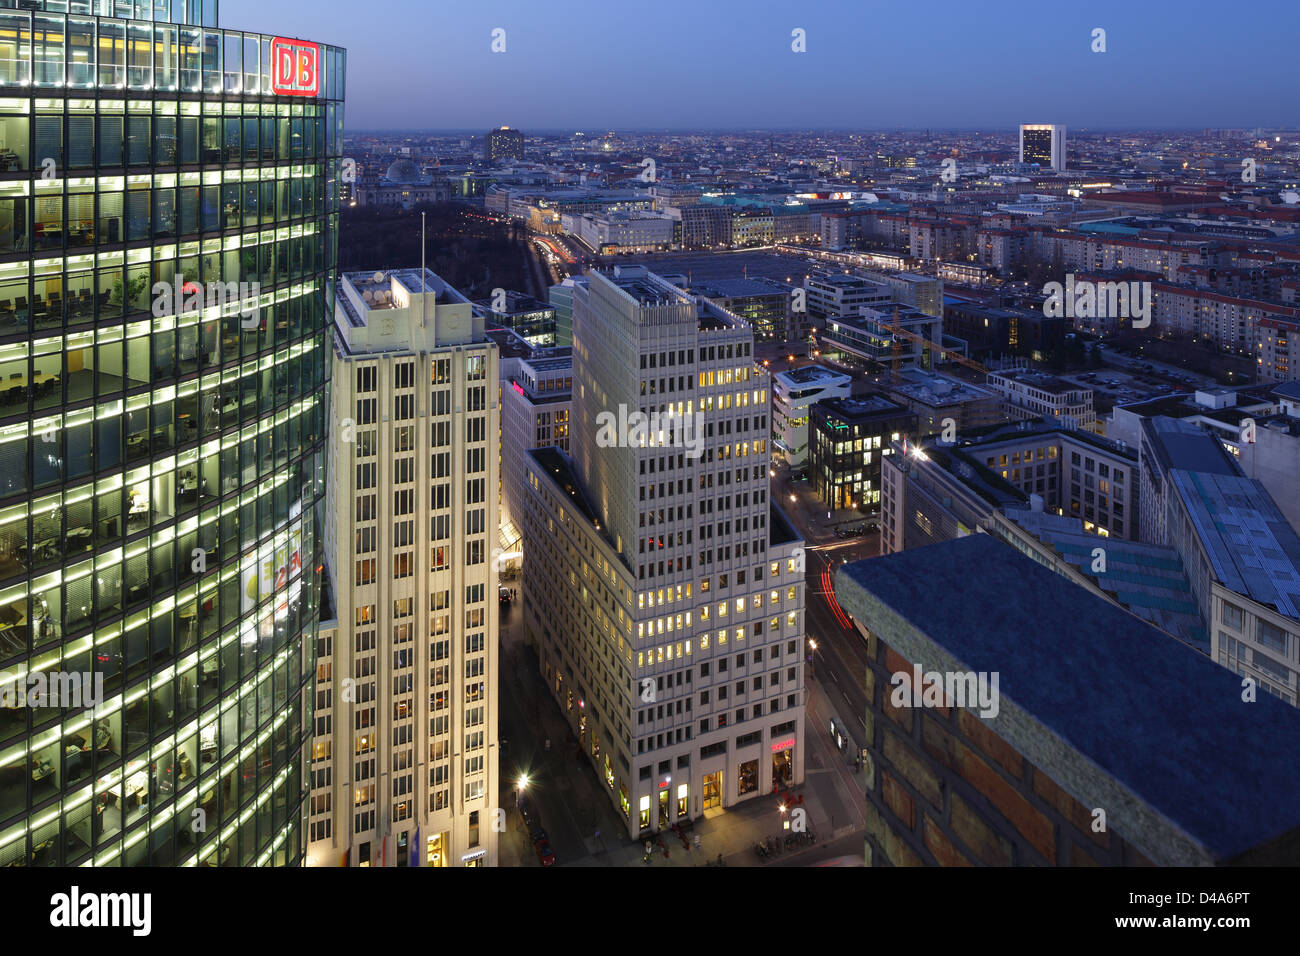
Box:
420;211;427;328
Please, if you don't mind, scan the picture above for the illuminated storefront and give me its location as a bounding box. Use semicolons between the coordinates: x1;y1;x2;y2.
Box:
702;772;722;810
426;832;447;868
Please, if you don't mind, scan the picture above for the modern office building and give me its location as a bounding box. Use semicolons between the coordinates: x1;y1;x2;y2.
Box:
689;277;798;342
820;305;942;371
561;210;674;255
943;299;1067;361
0;3;345;868
802;273;891;320
771;364;852;469
808;394;915;512
485;126;524;164
860;270;944;318
1019;124;1066;172
311;269;499;867
677;203;732;248
880;418;1142;552
885;369;1004;437
548;276;586;349
837;535;1300;866
472;290;556;348
985;369;1096;431
519;266;807;839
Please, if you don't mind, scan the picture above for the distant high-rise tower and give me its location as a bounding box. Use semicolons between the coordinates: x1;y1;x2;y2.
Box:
311;269;500;867
486;126;525;164
1019;124;1066;172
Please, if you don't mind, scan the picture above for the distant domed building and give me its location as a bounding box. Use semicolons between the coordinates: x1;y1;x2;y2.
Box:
384;158;426;185
355;156;451;209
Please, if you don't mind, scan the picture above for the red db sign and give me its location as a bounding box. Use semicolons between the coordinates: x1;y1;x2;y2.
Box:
271;38;320;96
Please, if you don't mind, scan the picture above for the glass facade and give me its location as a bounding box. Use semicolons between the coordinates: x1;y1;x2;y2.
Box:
0;3;344;867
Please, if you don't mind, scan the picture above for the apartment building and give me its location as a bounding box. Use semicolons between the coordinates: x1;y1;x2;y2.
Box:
311;269;499;867
519;266;807;839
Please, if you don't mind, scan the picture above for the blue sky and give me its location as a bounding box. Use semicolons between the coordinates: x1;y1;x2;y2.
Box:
224;0;1298;131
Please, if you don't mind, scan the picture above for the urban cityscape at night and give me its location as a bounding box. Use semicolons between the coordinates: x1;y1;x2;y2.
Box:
1;0;1297;935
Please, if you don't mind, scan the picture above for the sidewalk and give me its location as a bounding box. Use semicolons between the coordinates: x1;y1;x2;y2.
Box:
771;460;866;547
498;608;867;867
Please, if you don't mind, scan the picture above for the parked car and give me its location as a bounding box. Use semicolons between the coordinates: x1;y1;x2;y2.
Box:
517;794;538;827
535;839;556;866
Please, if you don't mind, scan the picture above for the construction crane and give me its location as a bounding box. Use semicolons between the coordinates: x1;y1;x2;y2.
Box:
887;314;989;378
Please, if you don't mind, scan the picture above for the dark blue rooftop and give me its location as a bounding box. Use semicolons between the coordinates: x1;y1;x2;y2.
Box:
837;533;1300;860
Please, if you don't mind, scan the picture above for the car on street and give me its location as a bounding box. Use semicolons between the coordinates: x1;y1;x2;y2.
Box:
517;794;538;827
535;839;556;866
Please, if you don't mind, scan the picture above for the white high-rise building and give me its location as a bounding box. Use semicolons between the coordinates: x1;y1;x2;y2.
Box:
520;266;807;840
309;269;500;867
1019;124;1067;172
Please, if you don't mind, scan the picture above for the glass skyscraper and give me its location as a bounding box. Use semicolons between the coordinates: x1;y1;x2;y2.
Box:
0;1;345;867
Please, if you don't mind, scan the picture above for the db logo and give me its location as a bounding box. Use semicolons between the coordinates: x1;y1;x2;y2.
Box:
271;38;319;96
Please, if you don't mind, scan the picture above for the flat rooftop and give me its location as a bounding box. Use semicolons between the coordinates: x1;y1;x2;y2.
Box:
1173;470;1300;619
770;502;800;547
531;447;602;530
989;370;1089;396
338;268;468;329
836;534;1300;863
473;291;553;314
775;364;851;388
691;277;790;299
1144;417;1241;477
890;371;998;407
1009;509;1206;651
816;394;907;420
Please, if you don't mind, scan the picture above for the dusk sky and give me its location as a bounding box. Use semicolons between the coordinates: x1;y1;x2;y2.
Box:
225;0;1297;131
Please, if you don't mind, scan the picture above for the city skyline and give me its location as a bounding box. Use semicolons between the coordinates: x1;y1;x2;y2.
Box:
228;0;1299;131
3;0;1300;893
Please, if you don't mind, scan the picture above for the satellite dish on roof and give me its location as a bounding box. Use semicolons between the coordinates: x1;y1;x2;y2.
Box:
372;271;385;284
362;290;373;303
